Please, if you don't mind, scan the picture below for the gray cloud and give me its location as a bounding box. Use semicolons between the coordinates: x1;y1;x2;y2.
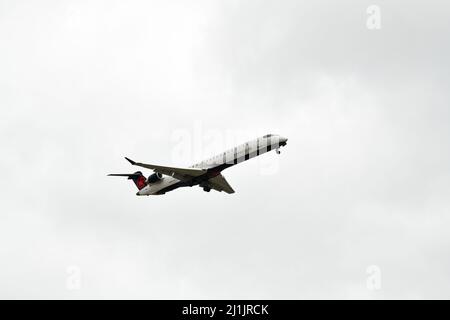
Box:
0;0;449;299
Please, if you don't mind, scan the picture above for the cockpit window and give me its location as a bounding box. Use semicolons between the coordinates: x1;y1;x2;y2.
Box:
263;134;274;138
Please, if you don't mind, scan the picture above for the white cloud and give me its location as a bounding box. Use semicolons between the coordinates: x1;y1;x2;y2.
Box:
1;0;449;299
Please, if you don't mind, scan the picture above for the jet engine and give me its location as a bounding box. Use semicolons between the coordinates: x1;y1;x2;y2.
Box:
147;172;163;184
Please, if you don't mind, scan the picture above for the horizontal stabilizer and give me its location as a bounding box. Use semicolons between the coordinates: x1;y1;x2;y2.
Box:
107;173;141;178
107;171;147;190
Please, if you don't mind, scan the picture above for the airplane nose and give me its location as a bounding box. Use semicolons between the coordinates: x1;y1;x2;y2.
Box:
279;137;287;147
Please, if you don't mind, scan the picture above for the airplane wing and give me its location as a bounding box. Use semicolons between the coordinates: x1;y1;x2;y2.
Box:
125;157;206;181
207;173;235;194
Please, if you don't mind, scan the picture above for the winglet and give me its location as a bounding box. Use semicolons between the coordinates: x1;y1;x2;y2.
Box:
125;157;136;165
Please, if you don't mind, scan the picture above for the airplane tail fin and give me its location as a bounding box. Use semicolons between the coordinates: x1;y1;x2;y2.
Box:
107;171;147;190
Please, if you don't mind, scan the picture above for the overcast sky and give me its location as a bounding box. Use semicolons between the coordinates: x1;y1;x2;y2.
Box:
1;0;450;299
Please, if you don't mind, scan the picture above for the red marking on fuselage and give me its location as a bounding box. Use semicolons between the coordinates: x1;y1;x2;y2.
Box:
136;175;146;190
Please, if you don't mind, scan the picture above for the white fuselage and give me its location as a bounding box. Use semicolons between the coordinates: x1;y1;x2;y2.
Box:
137;134;287;195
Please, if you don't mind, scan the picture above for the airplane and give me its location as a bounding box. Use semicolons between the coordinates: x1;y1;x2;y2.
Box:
108;134;288;195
